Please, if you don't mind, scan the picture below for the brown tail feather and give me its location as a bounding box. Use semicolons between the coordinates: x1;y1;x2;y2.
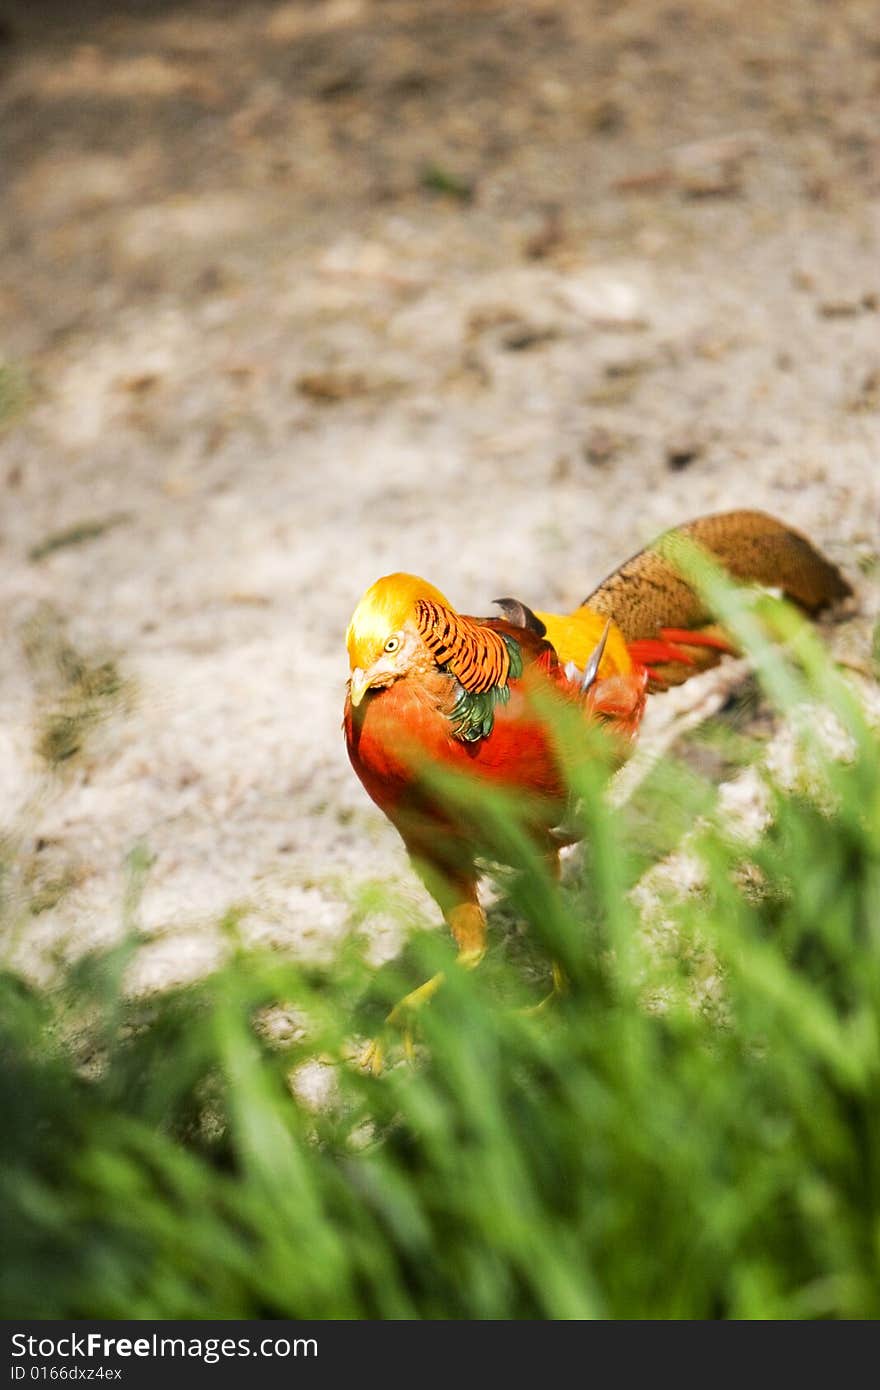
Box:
585;510;852;646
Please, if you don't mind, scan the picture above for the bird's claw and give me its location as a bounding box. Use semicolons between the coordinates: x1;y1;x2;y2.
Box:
359;971;447;1075
359;1035;386;1075
520;960;569;1016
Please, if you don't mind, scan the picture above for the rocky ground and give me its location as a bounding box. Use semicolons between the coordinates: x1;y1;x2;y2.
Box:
1;0;878;990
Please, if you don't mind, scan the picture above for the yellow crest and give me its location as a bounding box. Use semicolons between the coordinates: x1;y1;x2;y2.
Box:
346;573;451;672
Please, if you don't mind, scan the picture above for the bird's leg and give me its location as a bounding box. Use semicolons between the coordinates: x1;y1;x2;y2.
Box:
446;896;487;965
361;873;484;1074
521;848;569;1014
385;880;485;1028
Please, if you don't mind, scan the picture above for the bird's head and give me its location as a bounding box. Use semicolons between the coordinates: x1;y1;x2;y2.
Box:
346;572;452;707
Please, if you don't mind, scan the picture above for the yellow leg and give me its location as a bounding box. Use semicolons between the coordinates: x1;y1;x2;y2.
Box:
447;899;487;963
360;890;486;1074
360;972;447;1074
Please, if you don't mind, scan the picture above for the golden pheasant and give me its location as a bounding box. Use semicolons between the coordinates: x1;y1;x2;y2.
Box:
344;510;849;1027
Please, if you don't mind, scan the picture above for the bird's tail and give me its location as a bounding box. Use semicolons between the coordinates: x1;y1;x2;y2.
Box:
582;509;852;688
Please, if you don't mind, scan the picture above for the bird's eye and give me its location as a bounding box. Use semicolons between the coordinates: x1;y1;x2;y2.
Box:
384;636;400;654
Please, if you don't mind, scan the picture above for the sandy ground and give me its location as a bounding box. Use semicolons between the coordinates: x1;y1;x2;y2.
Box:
1;0;878;990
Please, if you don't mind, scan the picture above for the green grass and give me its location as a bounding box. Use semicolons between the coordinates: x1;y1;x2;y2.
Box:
1;576;878;1319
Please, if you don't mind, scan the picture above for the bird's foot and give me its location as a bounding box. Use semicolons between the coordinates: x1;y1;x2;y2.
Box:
520;960;569;1016
358;1035;387;1076
359;971;446;1075
359;948;485;1075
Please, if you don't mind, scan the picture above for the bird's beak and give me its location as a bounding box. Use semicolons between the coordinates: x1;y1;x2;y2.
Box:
349;667;370;708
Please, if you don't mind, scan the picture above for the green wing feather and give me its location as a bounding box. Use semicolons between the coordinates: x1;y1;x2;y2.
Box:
447;633;523;743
